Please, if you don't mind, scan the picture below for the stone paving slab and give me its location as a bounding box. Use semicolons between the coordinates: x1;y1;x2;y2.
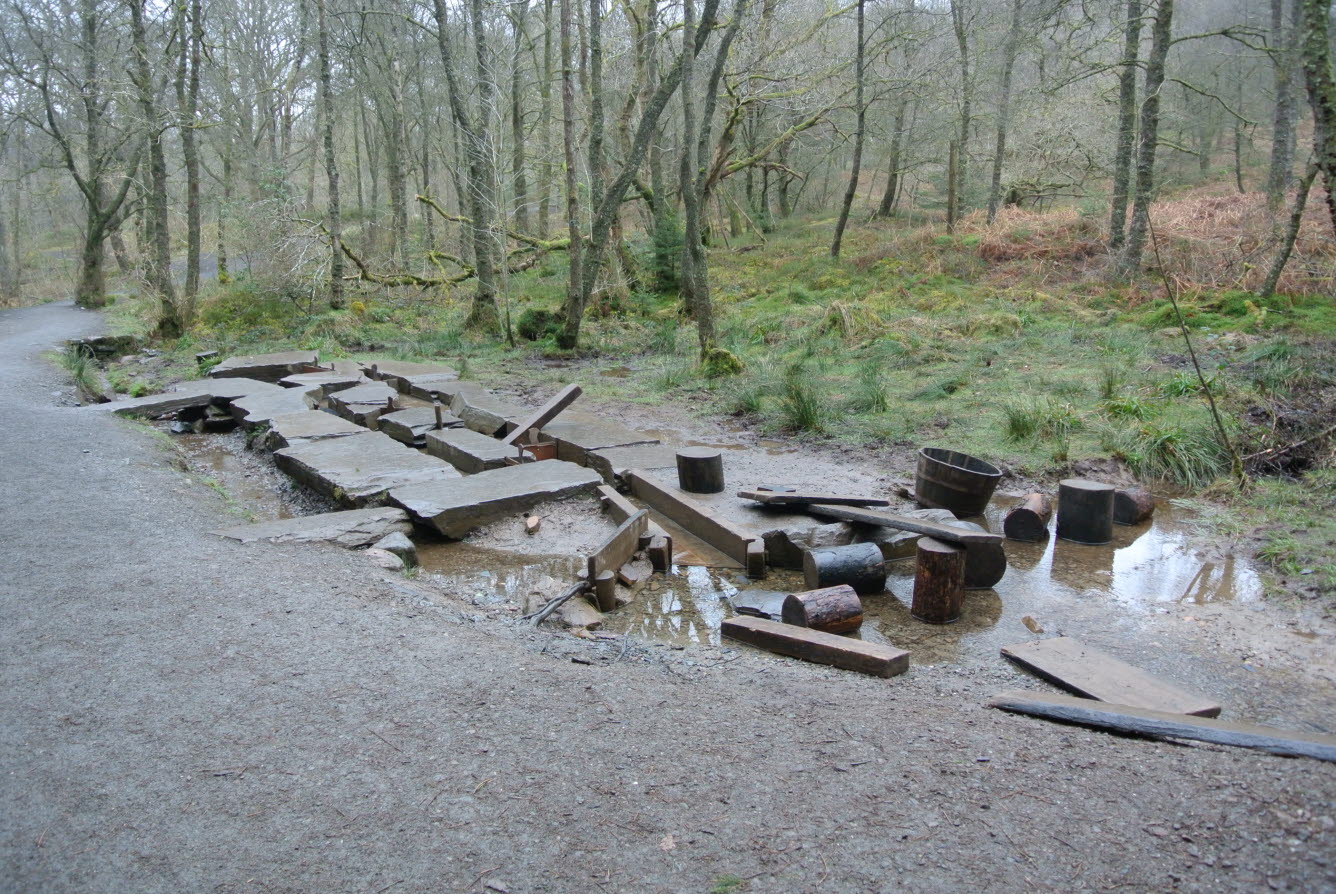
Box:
329;382;400;429
211;507;412;548
208;350;320;382
378;407;462;447
275;431;461;506
230;387;314;426
423;427;519;473
102;378;280;418
279;371;368;398
539;419;660;465
264;411;366;450
585;443;679;486
389;460;603;538
376;366;459;395
406;374;469;402
450;390;529;436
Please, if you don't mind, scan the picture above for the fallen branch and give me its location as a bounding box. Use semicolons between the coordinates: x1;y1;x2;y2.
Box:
416;194;570;251
1243;422;1336;463
524;580;590;626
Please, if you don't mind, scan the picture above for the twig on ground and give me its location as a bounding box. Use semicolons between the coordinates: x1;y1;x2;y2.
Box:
523;580;590;625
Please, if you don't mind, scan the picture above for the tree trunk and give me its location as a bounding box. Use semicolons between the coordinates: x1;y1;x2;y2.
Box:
538;0;555;238
511;0;531;233
1300;0;1336;232
174;0;202;311
218;151;231;283
1109;0;1142;249
1119;0;1174;276
76;222;108;309
830;0;865;258
559;0;585;345
1258;161;1318;300
949;0;972;217
1267;0;1299;207
986;0;1024;224
316;0;344;309
876;98;909;218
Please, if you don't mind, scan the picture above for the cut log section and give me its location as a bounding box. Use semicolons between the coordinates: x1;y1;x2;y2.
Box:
1114;488;1155;526
987;690;1336;763
802;543;886;595
647;535;672;571
676;447;725;494
911;537;965;624
721;616;908;678
593;571;617;612
1000;637;1221;717
738;489;891;508
1057;479;1115;545
1003;493;1053;542
781;585;864;633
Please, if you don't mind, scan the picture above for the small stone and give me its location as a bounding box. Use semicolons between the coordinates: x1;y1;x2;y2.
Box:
1022;615;1045;634
372;531;418;567
365;547;405;571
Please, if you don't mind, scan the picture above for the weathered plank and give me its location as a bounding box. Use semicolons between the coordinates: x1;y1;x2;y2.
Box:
596;484;640;524
588;509;650;579
721;616;908;678
1001;637;1222;718
802;504;1002;545
501;383;583;446
987;689;1336;762
628;471;760;573
739;489;891;507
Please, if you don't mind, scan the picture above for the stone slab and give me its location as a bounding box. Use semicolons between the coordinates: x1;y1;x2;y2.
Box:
423;427;519;473
208;350;320;382
389;460;603;538
450;390;529;436
365;360;459;389
390;368;459;395
264;410;366;450
585;443;680;486
539;420;660;465
329;382;400;429
378;407;462;447
405;374;467;401
275;431;461;507
278;371;368;398
230;387;314;425
211;507;412;548
102;378;280;418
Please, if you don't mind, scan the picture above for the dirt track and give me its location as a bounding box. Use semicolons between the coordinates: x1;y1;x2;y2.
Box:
2;301;1334;894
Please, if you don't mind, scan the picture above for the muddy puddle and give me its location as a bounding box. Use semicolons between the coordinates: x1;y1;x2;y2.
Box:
175;432;298;522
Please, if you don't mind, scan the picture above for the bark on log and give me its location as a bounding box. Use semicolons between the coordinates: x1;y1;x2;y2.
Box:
781;585;864;633
911;536;965;624
1113;488;1155;526
1057;479;1115;545
593;570;617;611
802;542;886;595
1003;493;1053;542
676;447;725;493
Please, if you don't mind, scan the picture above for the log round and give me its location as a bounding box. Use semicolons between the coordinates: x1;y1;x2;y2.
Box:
593;570;617;612
1003;493;1053;542
781;585;864;633
802;543;887;595
911;536;965;624
1057;479;1115;544
1113;487;1155;526
942;520;1008;589
676;447;725;493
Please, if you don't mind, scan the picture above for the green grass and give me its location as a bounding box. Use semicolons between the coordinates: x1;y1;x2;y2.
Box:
54;345;99;398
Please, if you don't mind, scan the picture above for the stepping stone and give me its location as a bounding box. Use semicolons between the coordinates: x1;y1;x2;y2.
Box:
208;350;320;382
424;427;519;473
264;410;365;450
366;360;459;392
389;460;603;537
378;407;462;447
585;443;678;486
407;374;470;402
211;507;412;548
329;382;400;429
539;419;659;465
275;431;461;506
279;370;368;398
450;390;529;436
384;367;459;394
230;387;313;426
102;378;279;417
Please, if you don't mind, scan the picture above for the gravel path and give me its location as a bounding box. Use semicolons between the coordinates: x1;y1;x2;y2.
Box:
2;302;1333;893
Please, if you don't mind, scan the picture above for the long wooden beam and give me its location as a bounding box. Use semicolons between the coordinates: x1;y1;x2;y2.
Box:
722;616;908;678
501;383;583;446
801;504;1002;546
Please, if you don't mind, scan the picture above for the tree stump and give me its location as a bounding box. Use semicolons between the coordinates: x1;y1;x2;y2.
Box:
781;585;864;634
911;536;965;624
1003;493;1053;542
593;571;617;612
1057;479;1115;544
802;543;886;595
1113;488;1155;526
676;447;724;493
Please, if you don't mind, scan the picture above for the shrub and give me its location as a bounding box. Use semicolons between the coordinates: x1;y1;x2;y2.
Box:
516;308;563;341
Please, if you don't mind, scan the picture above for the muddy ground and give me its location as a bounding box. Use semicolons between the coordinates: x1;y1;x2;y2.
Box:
2;302;1334;893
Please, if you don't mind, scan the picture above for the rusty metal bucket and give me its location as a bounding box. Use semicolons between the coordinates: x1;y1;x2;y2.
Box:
915;447;1002;516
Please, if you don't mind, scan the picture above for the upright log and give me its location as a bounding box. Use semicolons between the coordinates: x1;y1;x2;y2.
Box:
911;536;965;624
593;570;617;612
1113;487;1155;526
803;542;886;595
1003;493;1053;542
1057;479;1115;545
676;447;725;493
647;534;673;571
781;585;864;633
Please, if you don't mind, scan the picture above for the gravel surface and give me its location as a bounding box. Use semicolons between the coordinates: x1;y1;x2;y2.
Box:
2;302;1334;893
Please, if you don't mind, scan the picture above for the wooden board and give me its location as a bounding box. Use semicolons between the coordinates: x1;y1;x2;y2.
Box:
628;471;760;572
739;489;891;507
802;504;1002;545
987;689;1336;762
588;509;649;579
596;484;640;524
501;383;583;446
721;616;908;678
1001;637;1222;718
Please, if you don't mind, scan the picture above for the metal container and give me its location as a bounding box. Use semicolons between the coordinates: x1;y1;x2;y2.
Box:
914;447;1002;516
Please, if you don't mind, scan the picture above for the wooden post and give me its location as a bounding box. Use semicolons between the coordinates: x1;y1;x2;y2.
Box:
676;447;725;493
1003;493;1053;542
746;540;767;580
911;536;965;624
1057;479;1115;544
370;363;379;379
802;543;886;595
1113;488;1155;526
647;534;672;570
781;585;863;633
433;402;444;430
593;571;617;611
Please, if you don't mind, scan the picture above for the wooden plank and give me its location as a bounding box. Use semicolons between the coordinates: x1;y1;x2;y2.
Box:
738;489;891;507
501;383;583;446
803;504;1002;546
987;689;1336;762
588;509;649;579
628;471;758;571
596;484;639;524
721;616;908;678
1002;637;1222;718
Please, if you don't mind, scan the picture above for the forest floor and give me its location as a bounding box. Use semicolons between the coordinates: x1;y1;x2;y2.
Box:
6;300;1336;893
